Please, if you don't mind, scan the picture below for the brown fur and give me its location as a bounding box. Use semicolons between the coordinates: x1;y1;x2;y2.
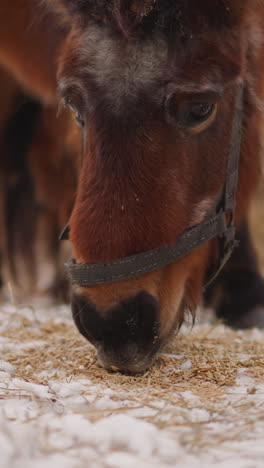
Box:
0;1;264;369
0;1;67;102
62;1;264;360
0;68;20;277
0;2;79;299
0;67;78;300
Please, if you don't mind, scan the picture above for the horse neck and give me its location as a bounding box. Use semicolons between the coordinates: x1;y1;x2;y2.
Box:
0;0;67;103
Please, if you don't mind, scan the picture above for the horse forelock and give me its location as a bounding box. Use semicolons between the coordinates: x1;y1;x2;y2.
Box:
54;0;249;34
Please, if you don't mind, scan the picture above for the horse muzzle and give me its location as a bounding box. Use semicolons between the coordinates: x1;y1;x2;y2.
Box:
71;290;161;373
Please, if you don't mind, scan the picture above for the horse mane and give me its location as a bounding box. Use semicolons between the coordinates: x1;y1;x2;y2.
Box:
54;0;248;35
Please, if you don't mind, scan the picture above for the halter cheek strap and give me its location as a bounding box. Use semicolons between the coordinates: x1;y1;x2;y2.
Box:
62;84;244;288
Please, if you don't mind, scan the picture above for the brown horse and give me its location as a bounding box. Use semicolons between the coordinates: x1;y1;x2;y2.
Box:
0;3;79;299
1;1;264;373
0;67;79;299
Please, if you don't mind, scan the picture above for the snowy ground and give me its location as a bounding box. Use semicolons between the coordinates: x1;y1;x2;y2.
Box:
0;302;263;468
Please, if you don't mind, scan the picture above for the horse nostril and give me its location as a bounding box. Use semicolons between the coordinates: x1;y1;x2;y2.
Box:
71;293;104;343
71;291;161;372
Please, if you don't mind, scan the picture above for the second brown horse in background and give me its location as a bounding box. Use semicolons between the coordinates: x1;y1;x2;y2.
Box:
0;1;264;373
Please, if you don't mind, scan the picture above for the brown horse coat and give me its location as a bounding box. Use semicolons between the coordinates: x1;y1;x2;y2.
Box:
0;1;264;371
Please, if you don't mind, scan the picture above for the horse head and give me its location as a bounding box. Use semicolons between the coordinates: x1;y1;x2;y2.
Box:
52;0;262;372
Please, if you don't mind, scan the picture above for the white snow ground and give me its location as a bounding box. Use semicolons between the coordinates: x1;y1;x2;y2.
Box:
0;303;263;468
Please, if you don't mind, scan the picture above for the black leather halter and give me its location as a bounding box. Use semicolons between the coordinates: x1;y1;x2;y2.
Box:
62;84;244;288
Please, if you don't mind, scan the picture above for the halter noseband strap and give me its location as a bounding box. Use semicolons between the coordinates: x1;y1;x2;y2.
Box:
63;84;244;287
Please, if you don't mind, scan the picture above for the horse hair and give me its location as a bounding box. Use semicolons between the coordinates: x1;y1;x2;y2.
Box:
57;0;246;36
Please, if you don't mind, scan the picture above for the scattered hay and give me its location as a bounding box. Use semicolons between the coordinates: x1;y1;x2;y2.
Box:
1;309;263;412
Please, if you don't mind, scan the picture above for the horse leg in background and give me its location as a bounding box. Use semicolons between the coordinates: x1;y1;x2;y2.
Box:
0;3;78;301
1;102;78;302
0;68;22;297
206;220;264;329
26;106;79;301
0;69;77;301
0;89;42;299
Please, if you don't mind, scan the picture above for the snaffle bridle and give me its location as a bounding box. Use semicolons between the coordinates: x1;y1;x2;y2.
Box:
61;84;244;288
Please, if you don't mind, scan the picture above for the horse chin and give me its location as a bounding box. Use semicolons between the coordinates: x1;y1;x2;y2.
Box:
96;347;160;374
71;259;202;374
95;300;192;375
95;302;192;375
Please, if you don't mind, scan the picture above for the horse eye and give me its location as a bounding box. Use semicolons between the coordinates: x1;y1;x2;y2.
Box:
165;94;217;132
64;98;85;127
187;103;215;125
75;111;85;128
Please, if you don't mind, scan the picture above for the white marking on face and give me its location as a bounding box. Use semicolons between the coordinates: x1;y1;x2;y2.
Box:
190;198;214;225
73;24;228;117
77;25;168;114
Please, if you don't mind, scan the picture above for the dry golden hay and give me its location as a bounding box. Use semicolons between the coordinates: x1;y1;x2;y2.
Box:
0;301;264;441
0;179;263;428
1;310;263;409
